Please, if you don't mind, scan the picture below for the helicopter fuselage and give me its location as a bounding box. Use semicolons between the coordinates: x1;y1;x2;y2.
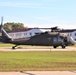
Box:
3;32;74;49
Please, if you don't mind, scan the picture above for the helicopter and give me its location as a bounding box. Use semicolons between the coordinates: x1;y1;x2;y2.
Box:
0;17;76;49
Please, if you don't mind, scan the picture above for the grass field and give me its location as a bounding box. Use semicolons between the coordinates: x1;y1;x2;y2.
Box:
0;51;76;71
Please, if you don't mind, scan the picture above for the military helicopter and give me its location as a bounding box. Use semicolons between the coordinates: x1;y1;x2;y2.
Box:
0;17;76;49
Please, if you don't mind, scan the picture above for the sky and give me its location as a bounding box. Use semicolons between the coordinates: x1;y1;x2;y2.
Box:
0;0;76;29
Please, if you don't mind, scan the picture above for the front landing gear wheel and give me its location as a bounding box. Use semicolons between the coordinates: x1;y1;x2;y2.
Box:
53;46;57;48
62;45;66;49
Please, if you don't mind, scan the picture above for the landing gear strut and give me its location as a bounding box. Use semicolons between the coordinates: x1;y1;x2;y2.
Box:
12;45;18;49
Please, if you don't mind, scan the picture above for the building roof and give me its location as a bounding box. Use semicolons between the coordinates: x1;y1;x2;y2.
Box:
8;28;47;33
8;28;32;33
8;27;76;33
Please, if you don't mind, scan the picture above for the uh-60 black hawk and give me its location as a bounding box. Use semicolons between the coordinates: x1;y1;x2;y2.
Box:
0;17;76;49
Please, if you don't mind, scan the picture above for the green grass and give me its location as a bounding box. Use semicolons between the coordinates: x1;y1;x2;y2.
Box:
0;43;14;47
0;51;76;71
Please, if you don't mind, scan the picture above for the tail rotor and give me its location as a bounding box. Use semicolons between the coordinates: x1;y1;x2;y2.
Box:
1;16;3;26
0;16;3;31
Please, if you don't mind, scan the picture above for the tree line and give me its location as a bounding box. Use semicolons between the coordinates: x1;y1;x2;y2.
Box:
3;22;26;32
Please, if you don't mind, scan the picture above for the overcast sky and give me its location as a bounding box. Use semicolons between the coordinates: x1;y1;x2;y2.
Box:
0;0;76;29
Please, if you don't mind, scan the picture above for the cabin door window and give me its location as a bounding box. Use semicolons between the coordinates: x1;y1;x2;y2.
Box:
53;37;58;42
58;37;62;42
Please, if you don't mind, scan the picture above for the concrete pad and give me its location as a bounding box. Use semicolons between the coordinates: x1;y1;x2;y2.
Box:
0;46;76;51
0;71;76;75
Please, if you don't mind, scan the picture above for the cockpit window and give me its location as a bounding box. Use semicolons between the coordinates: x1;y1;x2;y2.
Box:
68;37;75;43
68;37;72;41
53;37;62;42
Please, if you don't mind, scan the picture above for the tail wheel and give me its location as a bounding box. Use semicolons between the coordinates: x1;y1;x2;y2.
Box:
12;45;18;49
12;47;15;49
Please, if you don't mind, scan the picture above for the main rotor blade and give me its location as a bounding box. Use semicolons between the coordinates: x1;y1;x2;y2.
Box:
29;28;51;29
29;26;58;30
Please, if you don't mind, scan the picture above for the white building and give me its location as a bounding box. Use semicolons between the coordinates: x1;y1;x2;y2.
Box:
8;28;48;39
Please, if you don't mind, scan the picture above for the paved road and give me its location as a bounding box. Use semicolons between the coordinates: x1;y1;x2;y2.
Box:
0;46;76;51
0;71;76;75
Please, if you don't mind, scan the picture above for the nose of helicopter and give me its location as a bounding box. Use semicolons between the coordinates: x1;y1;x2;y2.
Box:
69;37;76;45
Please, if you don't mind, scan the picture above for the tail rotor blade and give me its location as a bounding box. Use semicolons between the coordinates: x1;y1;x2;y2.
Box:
1;16;3;26
0;16;3;31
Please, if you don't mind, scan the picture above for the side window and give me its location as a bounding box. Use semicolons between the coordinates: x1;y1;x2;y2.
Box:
30;32;32;35
53;37;57;42
58;37;62;41
0;33;2;36
53;37;62;42
75;33;76;36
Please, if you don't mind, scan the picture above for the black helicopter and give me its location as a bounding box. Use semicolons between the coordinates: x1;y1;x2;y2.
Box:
0;17;76;49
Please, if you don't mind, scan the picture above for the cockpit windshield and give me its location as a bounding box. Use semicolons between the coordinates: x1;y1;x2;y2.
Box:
68;37;76;45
